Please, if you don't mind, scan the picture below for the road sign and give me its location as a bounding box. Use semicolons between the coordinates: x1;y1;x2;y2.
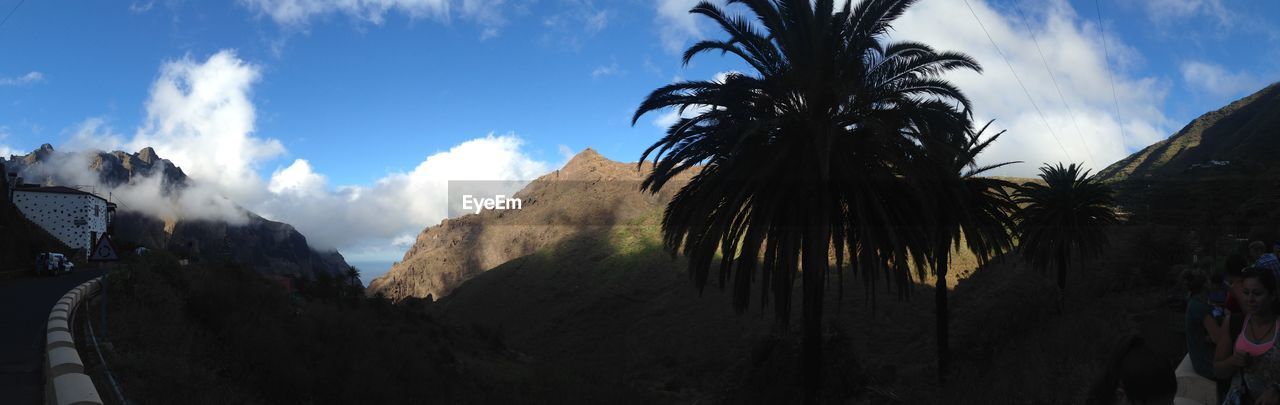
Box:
91;234;118;262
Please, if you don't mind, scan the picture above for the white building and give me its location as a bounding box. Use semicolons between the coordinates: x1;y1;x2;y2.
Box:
12;186;115;253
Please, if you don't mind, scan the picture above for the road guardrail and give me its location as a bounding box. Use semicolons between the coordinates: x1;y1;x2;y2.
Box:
43;277;104;405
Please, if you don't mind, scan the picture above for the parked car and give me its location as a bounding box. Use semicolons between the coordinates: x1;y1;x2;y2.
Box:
35;253;73;276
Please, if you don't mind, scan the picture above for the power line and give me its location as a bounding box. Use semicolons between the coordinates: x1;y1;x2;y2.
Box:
1094;0;1128;149
1011;0;1097;169
0;0;24;31
962;0;1073;163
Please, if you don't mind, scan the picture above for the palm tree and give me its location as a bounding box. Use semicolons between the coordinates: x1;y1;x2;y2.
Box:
1014;163;1118;308
920;121;1019;380
346;266;361;287
632;0;986;400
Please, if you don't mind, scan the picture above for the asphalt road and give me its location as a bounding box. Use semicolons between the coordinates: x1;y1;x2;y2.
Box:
0;268;106;405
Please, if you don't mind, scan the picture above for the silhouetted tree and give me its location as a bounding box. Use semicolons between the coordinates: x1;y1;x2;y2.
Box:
346;266;361;287
919;121;1019;380
632;0;984;401
343;266;364;306
1014;163;1118;309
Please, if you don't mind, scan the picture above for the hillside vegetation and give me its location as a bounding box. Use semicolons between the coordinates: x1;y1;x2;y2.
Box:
424;206;1189;403
92;253;673;404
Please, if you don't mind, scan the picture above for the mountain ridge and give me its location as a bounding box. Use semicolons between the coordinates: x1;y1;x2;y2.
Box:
1098;82;1280;182
1095;81;1280;248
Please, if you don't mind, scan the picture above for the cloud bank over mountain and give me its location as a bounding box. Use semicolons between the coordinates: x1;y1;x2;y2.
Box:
22;50;553;261
259;134;550;255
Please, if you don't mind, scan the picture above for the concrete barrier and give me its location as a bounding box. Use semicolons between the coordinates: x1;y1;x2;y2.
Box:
43;277;104;405
51;374;103;405
46;331;74;350
47;318;69;333
46;347;84;376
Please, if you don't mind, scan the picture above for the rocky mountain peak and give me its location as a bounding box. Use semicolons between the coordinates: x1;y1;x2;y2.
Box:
557;147;649;181
25;143;55;165
137;147;159;164
368;148;697;301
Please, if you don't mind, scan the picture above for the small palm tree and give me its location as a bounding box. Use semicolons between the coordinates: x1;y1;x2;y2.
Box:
346;266;361;287
922;121;1019;380
1014;163;1118;307
632;0;984;400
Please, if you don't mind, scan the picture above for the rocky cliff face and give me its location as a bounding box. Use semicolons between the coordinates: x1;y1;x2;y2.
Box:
366;148;694;301
4;145;350;278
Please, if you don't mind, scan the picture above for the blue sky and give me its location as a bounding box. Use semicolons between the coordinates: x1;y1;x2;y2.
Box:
1;0;1278;272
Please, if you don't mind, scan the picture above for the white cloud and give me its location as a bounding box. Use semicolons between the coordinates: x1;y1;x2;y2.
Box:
257;133;551;251
1142;0;1230;26
460;0;506;25
538;1;612;49
0;72;44;86
887;0;1172;176
64;118;126;153
129;1;155;13
392;233;417;248
240;0;511;37
591;62;623;79
665;1;1170;176
584;9;609;34
240;0;449;26
17;50;278;228
268;159;327;196
1136;0;1279;44
1180;60;1263;100
128;50;284;206
120;51;553;253
655;0;702;54
557;144;575;161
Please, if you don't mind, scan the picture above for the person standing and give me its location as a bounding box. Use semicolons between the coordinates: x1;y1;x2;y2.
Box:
1213;267;1280;404
1224;255;1248;316
1184;267;1216;379
1250;241;1280;277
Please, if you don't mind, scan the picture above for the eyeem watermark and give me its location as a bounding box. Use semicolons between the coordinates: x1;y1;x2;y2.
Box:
448;180;533;218
461;194;522;214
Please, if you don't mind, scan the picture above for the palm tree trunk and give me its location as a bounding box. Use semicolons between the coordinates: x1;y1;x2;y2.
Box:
1056;250;1068;291
935;249;950;382
1056;250;1068;314
801;203;830;404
